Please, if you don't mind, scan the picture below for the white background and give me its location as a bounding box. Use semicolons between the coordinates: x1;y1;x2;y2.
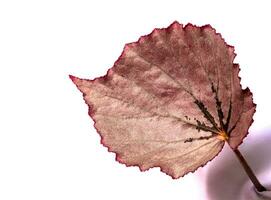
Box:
0;0;271;199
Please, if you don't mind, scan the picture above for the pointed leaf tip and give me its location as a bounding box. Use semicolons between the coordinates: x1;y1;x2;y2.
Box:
69;74;76;82
69;75;82;86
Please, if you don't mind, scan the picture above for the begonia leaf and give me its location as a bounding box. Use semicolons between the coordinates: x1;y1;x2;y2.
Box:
70;21;255;179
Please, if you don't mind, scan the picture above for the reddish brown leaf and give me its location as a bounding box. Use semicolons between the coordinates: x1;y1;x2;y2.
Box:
70;21;256;179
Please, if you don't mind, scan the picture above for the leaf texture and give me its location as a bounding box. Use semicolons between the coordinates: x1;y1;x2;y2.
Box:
70;21;256;179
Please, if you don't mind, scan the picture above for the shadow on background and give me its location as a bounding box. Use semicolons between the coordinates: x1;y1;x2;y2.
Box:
206;130;271;200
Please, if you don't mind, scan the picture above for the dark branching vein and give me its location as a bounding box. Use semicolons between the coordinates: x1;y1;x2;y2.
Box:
184;134;215;143
225;99;232;132
228;123;237;135
211;83;225;130
194;120;217;133
194;99;219;130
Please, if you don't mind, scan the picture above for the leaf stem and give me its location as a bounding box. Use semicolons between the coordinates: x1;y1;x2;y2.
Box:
232;148;266;192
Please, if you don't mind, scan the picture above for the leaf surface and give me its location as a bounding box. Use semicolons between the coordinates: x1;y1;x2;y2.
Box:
70;22;255;178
